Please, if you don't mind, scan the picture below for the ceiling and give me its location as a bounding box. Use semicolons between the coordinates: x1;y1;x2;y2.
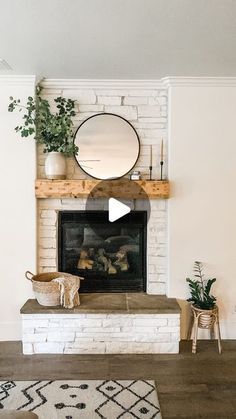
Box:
1;0;236;79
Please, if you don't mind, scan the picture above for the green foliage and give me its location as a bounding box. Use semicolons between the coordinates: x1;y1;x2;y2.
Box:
8;85;79;156
186;261;217;310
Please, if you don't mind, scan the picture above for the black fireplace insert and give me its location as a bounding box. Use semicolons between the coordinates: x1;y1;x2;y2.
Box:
58;211;147;293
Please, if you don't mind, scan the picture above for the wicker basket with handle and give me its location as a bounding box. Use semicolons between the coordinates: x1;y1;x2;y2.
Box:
25;271;73;307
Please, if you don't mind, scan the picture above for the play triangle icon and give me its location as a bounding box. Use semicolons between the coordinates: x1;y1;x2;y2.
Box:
108;198;131;222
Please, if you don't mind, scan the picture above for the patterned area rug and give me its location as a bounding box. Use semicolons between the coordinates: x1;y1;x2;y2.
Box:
0;380;162;419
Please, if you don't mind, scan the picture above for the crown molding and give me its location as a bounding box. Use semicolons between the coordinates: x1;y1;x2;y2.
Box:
41;77;236;90
162;77;236;87
0;75;36;86
2;76;235;89
40;78;165;90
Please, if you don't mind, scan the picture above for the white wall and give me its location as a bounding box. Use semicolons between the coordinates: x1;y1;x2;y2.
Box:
168;84;236;339
0;76;36;340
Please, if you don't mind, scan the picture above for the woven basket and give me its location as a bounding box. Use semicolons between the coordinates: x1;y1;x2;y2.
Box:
191;304;218;328
25;271;72;307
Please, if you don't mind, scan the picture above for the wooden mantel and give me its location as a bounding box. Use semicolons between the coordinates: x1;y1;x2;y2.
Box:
35;179;170;199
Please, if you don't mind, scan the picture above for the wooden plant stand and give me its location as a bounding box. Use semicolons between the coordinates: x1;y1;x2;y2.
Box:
188;305;222;354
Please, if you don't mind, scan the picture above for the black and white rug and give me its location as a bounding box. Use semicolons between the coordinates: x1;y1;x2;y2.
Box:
0;380;162;419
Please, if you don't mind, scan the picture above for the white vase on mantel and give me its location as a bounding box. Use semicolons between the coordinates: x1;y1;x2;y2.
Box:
45;152;67;180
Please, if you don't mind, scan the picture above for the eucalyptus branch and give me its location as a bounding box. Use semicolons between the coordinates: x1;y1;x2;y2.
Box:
10;103;29;111
8;88;79;156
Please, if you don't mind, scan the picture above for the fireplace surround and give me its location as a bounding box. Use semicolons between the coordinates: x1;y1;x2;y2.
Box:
38;196;167;295
23;80;182;355
58;210;147;293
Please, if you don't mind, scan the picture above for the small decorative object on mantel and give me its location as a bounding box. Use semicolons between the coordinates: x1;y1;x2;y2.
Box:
25;271;83;308
130;170;141;180
148;141;166;181
8;83;79;180
186;261;222;354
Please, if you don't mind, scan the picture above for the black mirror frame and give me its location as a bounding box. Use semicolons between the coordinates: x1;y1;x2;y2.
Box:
73;112;140;180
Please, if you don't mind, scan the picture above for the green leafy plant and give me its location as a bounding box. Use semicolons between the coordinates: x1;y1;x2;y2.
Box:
186;261;217;310
8;85;79;156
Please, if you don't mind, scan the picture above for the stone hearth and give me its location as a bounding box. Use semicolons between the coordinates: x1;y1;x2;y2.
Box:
21;294;180;355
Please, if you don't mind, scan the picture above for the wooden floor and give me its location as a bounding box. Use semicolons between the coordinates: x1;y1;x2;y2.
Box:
0;340;236;419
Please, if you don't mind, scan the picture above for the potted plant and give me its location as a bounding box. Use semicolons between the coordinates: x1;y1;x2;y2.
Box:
8;85;79;179
186;261;217;328
186;261;222;353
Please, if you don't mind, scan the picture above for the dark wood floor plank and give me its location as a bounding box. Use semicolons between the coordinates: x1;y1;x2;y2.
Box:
158;392;235;418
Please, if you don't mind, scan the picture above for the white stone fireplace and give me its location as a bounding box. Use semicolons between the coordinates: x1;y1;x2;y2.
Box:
21;80;180;355
37;79;169;295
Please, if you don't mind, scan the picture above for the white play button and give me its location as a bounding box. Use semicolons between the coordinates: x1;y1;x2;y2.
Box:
108;198;131;222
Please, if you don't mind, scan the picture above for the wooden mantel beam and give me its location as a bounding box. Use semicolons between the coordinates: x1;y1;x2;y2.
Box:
35;179;170;199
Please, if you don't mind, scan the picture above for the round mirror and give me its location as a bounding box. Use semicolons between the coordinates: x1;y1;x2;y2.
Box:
74;113;140;180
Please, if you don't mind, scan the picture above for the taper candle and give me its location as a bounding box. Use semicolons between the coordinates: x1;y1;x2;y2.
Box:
160;139;164;161
150;145;152;166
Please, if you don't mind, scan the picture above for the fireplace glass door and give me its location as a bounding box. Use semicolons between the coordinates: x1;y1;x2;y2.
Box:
58;211;147;293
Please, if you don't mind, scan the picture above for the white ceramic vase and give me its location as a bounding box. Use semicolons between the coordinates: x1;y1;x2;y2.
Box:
45;152;67;180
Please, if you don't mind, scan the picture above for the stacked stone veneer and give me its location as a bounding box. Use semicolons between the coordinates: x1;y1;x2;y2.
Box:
37;80;168;295
30;80;178;355
22;313;180;354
